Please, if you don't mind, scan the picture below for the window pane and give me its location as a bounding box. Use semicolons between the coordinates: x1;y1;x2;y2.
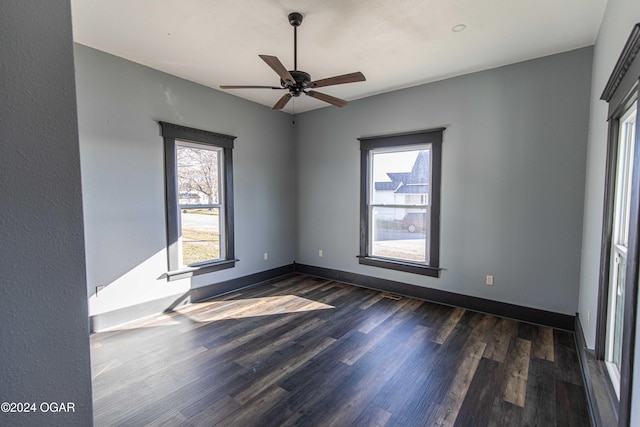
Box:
180;208;221;265
617;112;636;246
612;255;626;369
177;145;219;205
372;149;430;205
177;143;223;266
371;206;428;263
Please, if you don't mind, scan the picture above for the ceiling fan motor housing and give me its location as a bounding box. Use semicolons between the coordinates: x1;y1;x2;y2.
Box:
282;70;311;96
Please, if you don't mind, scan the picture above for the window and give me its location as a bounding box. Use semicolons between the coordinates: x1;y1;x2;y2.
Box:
604;105;636;399
597;23;640;426
160;122;236;279
359;128;444;277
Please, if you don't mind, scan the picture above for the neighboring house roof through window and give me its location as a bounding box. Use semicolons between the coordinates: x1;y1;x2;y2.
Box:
375;150;430;194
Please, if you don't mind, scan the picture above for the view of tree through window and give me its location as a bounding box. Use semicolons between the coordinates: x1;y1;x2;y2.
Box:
177;143;223;266
178;145;219;204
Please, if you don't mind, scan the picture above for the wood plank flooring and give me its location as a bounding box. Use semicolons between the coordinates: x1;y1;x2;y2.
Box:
91;274;590;426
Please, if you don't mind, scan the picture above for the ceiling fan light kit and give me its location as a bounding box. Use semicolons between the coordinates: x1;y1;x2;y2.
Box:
221;12;366;110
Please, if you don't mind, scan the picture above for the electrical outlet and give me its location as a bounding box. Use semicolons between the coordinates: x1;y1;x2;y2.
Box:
264;252;268;260
319;249;323;257
486;275;494;286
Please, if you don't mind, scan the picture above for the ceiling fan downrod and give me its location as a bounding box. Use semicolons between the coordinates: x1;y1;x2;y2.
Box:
288;12;303;71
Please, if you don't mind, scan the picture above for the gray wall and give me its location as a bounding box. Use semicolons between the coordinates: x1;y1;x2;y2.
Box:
74;45;296;319
295;47;593;316
0;1;93;426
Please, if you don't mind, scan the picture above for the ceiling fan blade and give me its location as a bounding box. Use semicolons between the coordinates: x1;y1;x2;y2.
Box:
272;93;293;110
220;85;284;89
259;55;295;85
306;90;348;108
309;72;366;88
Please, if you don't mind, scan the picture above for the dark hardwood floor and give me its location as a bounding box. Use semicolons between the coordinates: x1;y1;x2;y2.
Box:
91;274;590;426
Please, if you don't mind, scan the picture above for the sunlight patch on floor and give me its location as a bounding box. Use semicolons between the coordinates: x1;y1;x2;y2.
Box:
175;294;334;322
100;313;183;332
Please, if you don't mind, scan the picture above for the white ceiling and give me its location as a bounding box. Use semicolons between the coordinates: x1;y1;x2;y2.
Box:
71;0;607;114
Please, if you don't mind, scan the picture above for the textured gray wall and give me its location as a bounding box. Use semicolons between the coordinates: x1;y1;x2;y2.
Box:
0;1;93;426
74;45;296;318
295;47;593;316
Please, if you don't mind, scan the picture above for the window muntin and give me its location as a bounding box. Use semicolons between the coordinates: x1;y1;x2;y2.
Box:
359;128;443;277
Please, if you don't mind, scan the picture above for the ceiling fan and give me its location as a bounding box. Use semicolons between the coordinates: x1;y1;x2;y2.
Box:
220;12;366;110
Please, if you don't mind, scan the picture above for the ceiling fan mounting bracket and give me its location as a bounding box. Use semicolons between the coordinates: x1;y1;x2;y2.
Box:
288;12;303;27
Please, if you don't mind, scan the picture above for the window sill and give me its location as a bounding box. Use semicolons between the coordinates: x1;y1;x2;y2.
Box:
166;259;237;281
357;256;441;277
